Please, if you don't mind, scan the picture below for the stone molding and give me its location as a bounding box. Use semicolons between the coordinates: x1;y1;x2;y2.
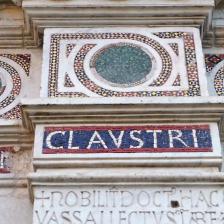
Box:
21;96;224;127
0;120;33;148
21;0;214;47
3;1;224;48
32;123;222;170
0;176;27;187
28;171;224;201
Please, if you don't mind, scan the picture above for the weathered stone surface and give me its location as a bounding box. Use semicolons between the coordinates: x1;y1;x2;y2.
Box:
0;184;32;224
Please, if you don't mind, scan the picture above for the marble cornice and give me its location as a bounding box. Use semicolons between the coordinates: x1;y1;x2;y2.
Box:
3;0;224;48
21;97;224;140
0;120;33;149
21;0;214;47
28;171;224;202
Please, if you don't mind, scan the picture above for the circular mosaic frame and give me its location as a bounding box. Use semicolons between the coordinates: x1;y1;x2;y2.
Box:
46;30;202;97
0;72;6;96
90;43;154;88
208;60;224;96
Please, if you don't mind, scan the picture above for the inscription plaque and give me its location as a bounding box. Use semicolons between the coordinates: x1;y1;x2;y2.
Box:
33;186;224;224
42;125;213;154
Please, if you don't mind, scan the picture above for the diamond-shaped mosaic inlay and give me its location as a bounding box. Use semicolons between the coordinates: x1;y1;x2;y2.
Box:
41;28;207;97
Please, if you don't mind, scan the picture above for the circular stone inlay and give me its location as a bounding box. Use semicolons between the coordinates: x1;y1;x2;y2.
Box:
93;44;152;86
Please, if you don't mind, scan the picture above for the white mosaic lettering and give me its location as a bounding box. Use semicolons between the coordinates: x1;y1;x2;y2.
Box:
130;130;144;148
87;131;108;149
146;130;162;148
168;130;189;148
68;131;79;149
46;131;66;149
108;130;124;148
0;151;5;169
192;129;199;148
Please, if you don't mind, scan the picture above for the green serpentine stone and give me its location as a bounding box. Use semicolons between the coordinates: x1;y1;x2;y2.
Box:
95;45;152;85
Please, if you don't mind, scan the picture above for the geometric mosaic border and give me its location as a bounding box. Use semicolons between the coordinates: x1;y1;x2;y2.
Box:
205;54;224;73
43;28;205;98
205;54;224;96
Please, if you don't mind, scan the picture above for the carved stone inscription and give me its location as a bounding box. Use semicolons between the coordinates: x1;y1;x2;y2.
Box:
33;186;224;224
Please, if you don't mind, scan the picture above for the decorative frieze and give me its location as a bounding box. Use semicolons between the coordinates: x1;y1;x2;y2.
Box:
41;28;207;98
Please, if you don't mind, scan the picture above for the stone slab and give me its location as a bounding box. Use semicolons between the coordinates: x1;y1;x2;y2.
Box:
34;123;221;159
42;125;213;154
33;185;224;224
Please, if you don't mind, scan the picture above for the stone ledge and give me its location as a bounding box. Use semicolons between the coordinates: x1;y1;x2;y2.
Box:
0;120;33;148
21;97;224;134
0;176;28;187
28;172;224;186
32;158;222;170
22;0;214;46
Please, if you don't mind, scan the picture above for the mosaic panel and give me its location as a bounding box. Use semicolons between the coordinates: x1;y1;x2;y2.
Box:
205;54;224;96
205;54;224;72
42;125;212;154
41;28;207;97
0;147;12;173
0;54;31;119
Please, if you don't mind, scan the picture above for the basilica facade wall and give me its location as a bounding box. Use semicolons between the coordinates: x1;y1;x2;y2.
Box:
0;1;224;224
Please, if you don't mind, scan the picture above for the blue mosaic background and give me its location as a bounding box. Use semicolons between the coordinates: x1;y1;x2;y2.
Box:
43;128;212;151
